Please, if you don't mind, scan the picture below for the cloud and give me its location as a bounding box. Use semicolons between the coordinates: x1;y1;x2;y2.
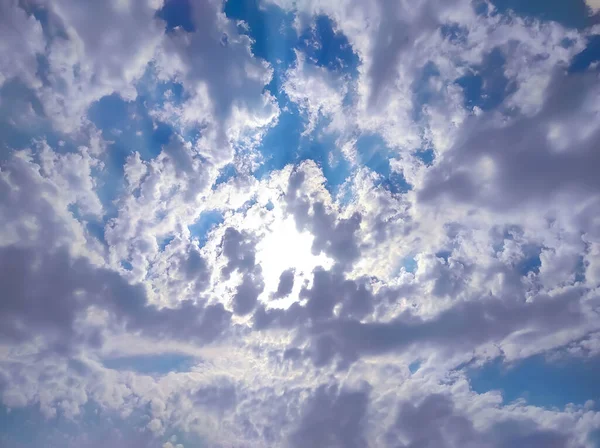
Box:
0;244;232;351
2;0;600;445
0;0;45;88
28;0;164;132
386;393;572;448
585;0;600;13
285;165;363;271
418;69;600;211
271;268;295;299
289;383;370;448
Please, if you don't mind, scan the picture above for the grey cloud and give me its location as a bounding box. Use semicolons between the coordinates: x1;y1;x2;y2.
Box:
158;0;274;151
289;383;370;448
387;393;572;448
182;248;211;292
286;169;363;270
249;255;590;367
252;268;376;335
0;245;231;350
233;272;265;316
368;0;435;106
368;0;460;107
386;393;481;447
161;136;214;202
0;245;83;350
300;268;375;321
20;0;164;132
181;0;270;119
489;420;571;448
419;70;600;211
311;202;362;268
220;226;264;315
221;227;258;279
302;268;339;321
153;243;212;297
310;285;587;365
252;302;308;330
252;223;591;369
0;0;44;89
194;378;238;414
271;268;295;299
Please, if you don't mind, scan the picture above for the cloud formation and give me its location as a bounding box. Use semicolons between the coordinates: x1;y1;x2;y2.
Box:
1;0;600;446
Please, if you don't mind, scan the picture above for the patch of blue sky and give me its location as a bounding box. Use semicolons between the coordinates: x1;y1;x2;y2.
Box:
213;163;238;188
435;250;452;263
88;83;179;218
335;182;355;207
456;48;515;112
0;401;124;446
401;256;418;273
236;197;259;214
102;353;196;375
389;254;418;278
120;260;134;271
188;210;224;247
408;360;422;374
467;354;600;409
488;0;596;30
226;2;359;87
88;92;172;163
86;221;107;246
136;64;189;107
87;63;195;221
297;125;352;194
297;15;360;76
414;148;435;166
472;0;490;16
356;133;411;194
0;406;44;447
225;0;361;190
68;204;108;247
156;0;196;33
355;134;388;173
0;402;200;447
569;35;600;73
589;430;600;448
158;235;176;251
516;244;542;276
251;102;303;177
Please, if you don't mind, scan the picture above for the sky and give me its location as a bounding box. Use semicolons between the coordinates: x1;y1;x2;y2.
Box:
1;0;600;446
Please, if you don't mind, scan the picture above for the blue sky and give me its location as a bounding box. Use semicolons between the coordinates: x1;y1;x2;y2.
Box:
1;0;600;446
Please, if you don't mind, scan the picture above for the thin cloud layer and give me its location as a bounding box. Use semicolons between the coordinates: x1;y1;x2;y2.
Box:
1;0;600;447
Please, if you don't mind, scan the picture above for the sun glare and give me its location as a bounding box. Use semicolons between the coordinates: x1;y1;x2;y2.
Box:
255;216;333;309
